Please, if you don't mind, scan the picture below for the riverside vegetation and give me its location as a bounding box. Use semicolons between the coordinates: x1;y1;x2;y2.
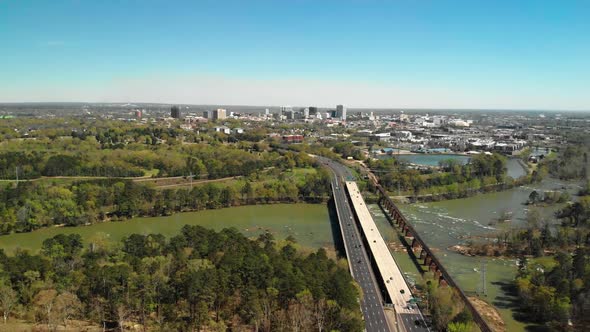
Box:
365;152;536;200
0;117;338;235
0;227;362;331
512;142;590;331
446;139;590;331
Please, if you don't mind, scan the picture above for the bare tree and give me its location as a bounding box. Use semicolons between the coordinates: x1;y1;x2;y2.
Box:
0;283;18;324
117;303;131;332
288;290;313;332
34;289;58;331
54;292;82;330
313;299;330;332
272;309;288;332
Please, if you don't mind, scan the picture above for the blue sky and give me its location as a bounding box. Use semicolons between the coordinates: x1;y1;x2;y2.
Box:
1;0;589;110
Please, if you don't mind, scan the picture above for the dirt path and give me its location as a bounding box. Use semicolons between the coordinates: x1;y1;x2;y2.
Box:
152;176;241;189
0;174;238;189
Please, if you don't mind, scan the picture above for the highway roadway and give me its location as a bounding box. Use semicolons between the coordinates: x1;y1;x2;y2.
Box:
319;157;390;332
318;157;430;332
346;181;430;332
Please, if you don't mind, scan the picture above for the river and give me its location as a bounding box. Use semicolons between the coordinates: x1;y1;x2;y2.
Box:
369;176;581;331
0;204;337;254
382;154;528;179
393;154;470;166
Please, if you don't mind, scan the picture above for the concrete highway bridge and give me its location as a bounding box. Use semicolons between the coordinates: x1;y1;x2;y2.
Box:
319;156;430;332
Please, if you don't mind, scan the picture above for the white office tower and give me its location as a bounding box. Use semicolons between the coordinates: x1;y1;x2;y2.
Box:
303;108;310;119
336;104;347;120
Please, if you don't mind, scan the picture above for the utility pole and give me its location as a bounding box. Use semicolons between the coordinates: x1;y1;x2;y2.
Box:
396;164;401;197
397;148;401;196
15;166;18;188
479;259;488;297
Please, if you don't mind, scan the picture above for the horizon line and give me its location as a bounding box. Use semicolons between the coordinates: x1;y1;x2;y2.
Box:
1;101;589;113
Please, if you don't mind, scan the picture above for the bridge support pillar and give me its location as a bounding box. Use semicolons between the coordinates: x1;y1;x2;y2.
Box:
411;239;421;253
405;227;412;237
415;245;421;254
429;262;437;272
434;269;442;281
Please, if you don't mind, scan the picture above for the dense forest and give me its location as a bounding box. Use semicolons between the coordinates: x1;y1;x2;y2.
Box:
515;247;590;330
0;139;284;179
0;116;326;180
0;227;363;331
543;134;590;180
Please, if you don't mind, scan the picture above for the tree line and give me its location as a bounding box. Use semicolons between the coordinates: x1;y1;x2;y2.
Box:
544;144;589;181
515;247;589;330
0;165;332;235
0;227;363;331
0;143;291;179
367;153;516;199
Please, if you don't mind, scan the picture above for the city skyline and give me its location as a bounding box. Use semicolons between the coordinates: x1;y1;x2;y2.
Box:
1;1;589;111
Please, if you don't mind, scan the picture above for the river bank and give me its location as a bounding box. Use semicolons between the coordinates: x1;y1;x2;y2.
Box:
0;204;336;254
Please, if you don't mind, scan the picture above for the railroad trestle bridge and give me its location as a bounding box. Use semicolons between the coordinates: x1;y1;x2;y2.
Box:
375;184;494;332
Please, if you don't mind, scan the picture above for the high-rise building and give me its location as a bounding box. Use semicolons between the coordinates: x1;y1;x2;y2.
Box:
212;108;227;121
336;104;347;121
279;106;292;120
303;108;310;119
285;110;295;120
308;106;318;115
171;105;181;119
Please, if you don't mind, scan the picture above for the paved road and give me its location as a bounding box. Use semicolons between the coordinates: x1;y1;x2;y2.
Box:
318;157;390;332
318;157;430;332
346;181;430;332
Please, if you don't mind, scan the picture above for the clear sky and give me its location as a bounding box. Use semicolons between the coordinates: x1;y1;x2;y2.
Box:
1;0;589;110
